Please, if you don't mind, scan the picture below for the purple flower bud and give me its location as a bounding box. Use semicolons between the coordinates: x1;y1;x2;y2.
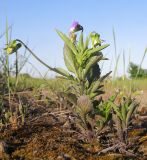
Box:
69;21;83;33
70;21;79;32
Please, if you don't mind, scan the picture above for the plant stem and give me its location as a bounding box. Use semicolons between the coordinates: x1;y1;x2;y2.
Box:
16;39;55;71
15;51;18;87
135;47;147;79
80;80;85;95
5;19;11;111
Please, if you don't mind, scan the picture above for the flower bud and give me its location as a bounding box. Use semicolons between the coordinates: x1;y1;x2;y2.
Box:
77;95;92;114
4;40;21;54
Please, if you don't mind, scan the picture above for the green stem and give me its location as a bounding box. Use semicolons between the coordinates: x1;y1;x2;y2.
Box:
15;39;75;79
6;53;11;111
15;51;18;86
15;39;56;71
5;18;11;112
80;80;85;95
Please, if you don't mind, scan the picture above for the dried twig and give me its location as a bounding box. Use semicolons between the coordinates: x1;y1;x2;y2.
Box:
97;143;119;155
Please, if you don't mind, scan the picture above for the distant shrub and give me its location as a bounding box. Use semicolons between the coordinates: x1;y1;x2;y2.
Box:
128;62;147;78
20;73;31;78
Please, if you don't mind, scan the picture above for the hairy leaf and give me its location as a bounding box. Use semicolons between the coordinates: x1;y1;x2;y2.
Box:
126;101;138;127
54;67;72;78
84;36;89;51
121;104;127;122
89;71;112;93
56;30;78;55
63;44;77;73
99;71;112;82
89;90;105;99
87;44;109;57
78;32;84;51
83;55;103;79
110;101;123;121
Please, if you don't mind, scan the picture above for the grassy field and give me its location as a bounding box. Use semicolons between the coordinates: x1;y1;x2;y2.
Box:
105;78;147;94
12;75;147;95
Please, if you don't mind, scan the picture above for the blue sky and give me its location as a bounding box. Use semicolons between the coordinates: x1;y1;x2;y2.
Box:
0;0;147;77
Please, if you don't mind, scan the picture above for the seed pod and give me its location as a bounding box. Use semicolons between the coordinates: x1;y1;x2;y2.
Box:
77;95;92;114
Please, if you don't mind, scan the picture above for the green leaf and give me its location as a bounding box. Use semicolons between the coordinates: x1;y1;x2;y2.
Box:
77;67;83;80
126;101;138;127
76;54;83;66
105;104;111;120
87;44;109;57
63;44;77;73
78;32;84;51
56;30;78;55
83;55;103;79
89;71;111;94
84;36;89;51
89;90;105;99
121;104;127;122
99;71;112;82
109;101;123;121
54;67;71;77
89;80;103;93
108;95;117;102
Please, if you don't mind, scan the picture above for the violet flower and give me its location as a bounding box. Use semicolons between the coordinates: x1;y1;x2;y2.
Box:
69;21;83;33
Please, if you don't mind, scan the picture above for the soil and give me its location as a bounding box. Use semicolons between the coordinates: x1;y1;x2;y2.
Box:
0;105;114;160
0;90;147;160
